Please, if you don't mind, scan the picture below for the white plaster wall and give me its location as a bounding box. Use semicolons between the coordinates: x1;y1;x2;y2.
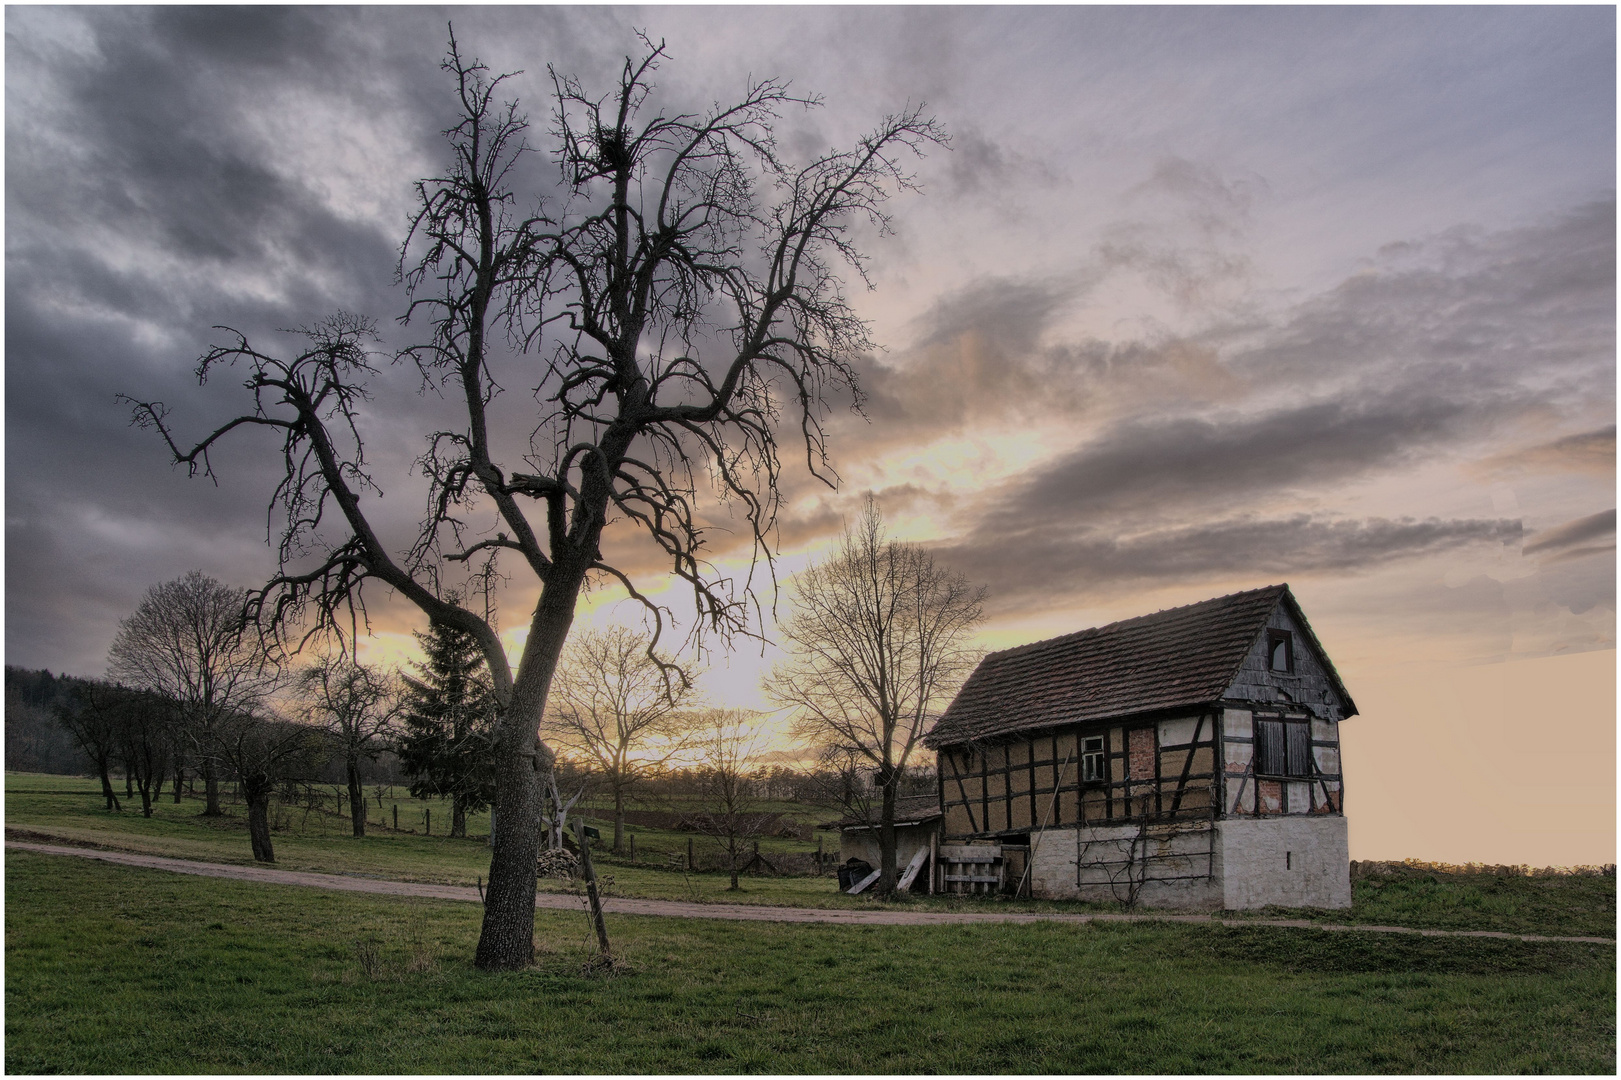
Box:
1158;715;1199;746
1029;824;1222;909
1218;816;1350;909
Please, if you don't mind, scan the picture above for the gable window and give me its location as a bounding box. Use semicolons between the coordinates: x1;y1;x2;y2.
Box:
1267;629;1294;673
1081;736;1106;782
1254;719;1311;777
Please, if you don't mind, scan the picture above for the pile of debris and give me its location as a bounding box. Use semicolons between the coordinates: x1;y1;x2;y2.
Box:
536;847;580;880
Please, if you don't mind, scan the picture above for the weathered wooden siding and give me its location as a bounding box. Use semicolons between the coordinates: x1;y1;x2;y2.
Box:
1223;601;1348;720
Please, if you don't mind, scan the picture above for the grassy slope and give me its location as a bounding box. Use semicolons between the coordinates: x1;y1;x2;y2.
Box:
5;851;1614;1074
7;772;1616;935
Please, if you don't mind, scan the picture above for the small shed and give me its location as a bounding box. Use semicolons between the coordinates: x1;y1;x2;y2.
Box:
924;583;1355;910
835;795;943;890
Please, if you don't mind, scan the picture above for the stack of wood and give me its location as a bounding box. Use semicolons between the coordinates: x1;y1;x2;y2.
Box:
536;848;580;880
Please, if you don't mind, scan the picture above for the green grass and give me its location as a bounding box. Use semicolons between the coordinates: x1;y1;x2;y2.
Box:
7;772;1616;934
6;851;1613;1073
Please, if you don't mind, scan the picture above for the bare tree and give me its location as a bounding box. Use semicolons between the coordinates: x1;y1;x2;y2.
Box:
213;707;326;863
122;33;943;969
297;655;400;837
767;498;984;896
547;626;698;852
111;687;179;819
54;679;125;811
689;710;773;890
107;571;276;817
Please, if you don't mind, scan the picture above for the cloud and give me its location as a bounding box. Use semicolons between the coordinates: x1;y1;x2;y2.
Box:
1472;426;1616;478
934;514;1522;611
998;393;1471;524
1522;509;1616;560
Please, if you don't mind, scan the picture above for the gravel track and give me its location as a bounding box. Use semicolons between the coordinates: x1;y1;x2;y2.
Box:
8;840;1614;944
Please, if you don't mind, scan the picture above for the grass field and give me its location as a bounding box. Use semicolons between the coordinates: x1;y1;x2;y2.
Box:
6;771;1617;934
6;851;1613;1073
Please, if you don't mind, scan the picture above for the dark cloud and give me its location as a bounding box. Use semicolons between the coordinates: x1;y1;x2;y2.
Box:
1002;394;1472;524
1523;509;1617;558
934;514;1523;612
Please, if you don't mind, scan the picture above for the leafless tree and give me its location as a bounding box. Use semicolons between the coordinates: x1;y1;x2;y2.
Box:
297;655;401;837
213;707;326;863
121;32;943;970
540;764;588;852
689;710;774;890
54;679;125;811
111;687;180;819
107;571;277;817
767;498;984;896
546;626;699;852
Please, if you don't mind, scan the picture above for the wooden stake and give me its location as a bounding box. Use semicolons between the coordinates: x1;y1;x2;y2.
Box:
425;807;430;836
574;819;612;958
392;805;398;831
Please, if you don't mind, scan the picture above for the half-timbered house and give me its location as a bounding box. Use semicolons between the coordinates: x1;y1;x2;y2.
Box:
922;584;1354;909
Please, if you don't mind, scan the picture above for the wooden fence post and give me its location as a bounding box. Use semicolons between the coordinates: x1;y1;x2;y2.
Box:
392;805;398;831
574;819;612;959
425;808;430;836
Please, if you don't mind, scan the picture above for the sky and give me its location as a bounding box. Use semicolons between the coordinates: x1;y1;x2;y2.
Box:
6;6;1614;865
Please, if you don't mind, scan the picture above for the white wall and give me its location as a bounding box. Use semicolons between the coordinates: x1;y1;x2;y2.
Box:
1219;816;1351;909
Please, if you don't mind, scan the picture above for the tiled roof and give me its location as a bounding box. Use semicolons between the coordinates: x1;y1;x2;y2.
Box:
834;794;944;830
924;585;1294;748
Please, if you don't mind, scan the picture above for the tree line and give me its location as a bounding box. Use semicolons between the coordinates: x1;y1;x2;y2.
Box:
18;491;975;898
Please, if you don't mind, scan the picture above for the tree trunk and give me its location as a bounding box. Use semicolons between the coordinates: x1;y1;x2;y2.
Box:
877;773;898;897
473;572;583;971
346;759;366;838
202;759;222;817
98;761;121;812
244;779;275;863
125;770;135;798
729;841;740;890
171;765;185;804
451;794;467;839
612;783;625;854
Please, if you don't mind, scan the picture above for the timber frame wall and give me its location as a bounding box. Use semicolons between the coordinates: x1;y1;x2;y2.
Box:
937;706;1346;841
937;711;1220;840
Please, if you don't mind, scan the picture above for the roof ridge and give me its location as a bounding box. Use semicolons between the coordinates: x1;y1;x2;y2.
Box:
981;583;1288;663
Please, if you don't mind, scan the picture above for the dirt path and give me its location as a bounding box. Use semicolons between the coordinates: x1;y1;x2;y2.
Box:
7;840;1614;944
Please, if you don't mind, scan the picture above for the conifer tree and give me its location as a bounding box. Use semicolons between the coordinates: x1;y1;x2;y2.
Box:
396;621;498;838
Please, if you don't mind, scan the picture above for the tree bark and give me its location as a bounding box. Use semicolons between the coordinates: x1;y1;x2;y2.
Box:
171;765;185;804
346;759;366;838
98;761;121;812
244;779;275;863
878;771;898;897
202;759;222;817
473;570;583;971
125;770;134;799
451;794;467;839
612;783;625;854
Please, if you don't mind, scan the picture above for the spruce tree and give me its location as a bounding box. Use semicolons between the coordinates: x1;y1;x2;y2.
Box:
396;620;498;838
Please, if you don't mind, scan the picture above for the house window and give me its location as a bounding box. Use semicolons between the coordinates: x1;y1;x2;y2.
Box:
1254;719;1311;777
1081;736;1105;782
1267;629;1294;673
